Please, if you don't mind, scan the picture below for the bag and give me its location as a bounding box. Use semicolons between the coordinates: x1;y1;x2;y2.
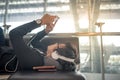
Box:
0;46;18;73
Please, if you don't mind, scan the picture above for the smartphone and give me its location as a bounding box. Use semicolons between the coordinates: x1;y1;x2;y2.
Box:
53;16;59;25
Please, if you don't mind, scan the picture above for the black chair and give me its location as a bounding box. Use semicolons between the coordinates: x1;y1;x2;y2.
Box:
8;71;85;80
8;37;86;80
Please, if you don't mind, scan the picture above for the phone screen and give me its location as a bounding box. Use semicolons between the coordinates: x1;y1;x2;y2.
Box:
53;16;59;25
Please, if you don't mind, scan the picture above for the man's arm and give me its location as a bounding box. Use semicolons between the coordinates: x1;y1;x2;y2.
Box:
29;15;59;48
30;29;47;48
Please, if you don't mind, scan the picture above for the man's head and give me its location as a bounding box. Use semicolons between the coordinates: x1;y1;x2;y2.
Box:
52;42;80;71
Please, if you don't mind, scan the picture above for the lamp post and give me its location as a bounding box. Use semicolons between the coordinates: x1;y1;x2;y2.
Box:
3;0;10;37
95;22;105;80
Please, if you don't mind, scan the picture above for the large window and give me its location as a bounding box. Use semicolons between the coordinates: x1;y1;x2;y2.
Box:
79;36;120;74
0;0;76;34
1;1;120;79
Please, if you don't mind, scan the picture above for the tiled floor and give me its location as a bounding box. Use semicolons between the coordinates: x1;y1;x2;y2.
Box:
0;75;10;80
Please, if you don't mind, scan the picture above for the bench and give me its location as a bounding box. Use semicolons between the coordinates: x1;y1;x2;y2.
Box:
7;36;85;80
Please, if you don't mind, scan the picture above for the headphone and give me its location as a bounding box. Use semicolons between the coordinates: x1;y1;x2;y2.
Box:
51;51;75;63
51;51;80;71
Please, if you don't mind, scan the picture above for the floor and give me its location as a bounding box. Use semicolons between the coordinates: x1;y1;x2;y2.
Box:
0;75;10;80
1;73;120;80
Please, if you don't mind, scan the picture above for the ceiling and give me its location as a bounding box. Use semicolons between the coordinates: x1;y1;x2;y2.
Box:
0;0;120;22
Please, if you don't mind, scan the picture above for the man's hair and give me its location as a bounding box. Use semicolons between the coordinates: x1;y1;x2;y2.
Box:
56;42;77;71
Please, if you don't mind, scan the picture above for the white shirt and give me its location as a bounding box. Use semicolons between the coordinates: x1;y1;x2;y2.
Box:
44;56;62;70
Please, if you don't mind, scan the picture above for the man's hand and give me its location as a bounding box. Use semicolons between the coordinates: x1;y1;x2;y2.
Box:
45;23;54;33
41;14;58;25
46;43;58;57
45;15;59;33
39;14;59;33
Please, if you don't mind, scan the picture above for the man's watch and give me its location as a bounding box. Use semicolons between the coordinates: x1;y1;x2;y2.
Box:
36;19;42;25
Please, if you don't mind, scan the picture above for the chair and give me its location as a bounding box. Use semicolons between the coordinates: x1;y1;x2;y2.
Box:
7;37;86;80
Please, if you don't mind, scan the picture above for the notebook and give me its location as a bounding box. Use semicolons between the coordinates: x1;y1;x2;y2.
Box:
33;66;57;72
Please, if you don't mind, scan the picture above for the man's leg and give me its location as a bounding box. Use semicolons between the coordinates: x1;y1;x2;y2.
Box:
9;21;44;70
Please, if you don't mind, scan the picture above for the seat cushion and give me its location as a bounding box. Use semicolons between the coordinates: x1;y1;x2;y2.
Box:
8;71;85;80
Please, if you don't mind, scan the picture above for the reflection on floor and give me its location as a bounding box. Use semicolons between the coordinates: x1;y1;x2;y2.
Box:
0;75;10;80
84;73;120;80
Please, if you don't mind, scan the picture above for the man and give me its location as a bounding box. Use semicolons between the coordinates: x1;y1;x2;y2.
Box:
9;14;78;71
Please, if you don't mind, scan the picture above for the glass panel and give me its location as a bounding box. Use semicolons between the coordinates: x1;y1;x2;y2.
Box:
79;36;120;74
0;0;75;34
103;36;120;74
96;19;120;32
79;36;101;73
